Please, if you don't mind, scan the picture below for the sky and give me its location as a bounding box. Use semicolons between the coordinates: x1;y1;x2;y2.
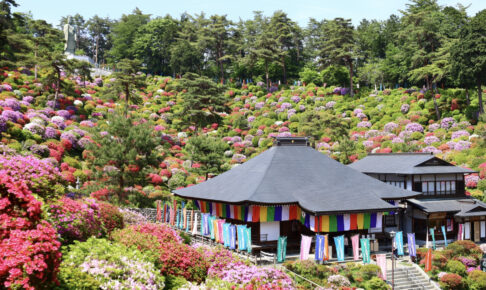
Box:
14;0;485;27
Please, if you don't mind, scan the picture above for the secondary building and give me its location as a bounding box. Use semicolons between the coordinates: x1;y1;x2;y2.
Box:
349;153;485;244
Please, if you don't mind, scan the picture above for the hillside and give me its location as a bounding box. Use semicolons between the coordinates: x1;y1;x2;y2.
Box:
1;68;485;205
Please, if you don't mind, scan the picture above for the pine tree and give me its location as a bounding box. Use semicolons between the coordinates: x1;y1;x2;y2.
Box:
175;72;229;133
112;58;144;117
86;112;161;202
186;135;229;180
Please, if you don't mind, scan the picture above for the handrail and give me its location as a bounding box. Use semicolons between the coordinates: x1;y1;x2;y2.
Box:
405;268;425;290
281;266;323;288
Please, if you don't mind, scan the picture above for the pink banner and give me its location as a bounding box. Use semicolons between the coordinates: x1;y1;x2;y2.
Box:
300;235;312;260
217;220;224;244
351;234;360;260
376;254;387;280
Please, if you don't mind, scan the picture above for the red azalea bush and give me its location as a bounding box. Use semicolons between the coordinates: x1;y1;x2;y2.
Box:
111;223;208;283
97;202;124;233
48;197;105;244
0;172;62;289
440;273;464;289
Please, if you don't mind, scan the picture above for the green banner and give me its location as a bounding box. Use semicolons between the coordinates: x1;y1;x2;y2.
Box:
277;236;287;263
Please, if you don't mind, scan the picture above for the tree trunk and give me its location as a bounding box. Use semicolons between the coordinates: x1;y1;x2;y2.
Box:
54;67;60;104
478;78;484;115
124;84;130;118
465;88;470;106
433;96;441;120
281;55;286;84
265;60;269;91
34;46;38;80
95;35;99;65
349;61;354;97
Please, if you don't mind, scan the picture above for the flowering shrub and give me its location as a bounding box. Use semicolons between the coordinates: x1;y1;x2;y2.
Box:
112;223;207;283
0;173;62;289
439;273;463;289
0;154;65;200
58;237;164;289
119;208;148;225
97;202;124;233
467;270;486;290
48;197;105;244
328;274;351;287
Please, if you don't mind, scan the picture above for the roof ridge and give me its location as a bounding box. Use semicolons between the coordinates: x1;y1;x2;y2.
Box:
368;152;433;156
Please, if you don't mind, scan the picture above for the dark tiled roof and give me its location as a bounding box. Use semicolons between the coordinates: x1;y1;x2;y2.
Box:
173;142;419;214
408;198;486;217
348;153;474;175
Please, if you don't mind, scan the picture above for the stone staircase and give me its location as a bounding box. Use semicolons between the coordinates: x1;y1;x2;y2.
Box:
388;266;439;290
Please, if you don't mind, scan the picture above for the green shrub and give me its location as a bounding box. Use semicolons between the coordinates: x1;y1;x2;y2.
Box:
440;273;464;290
55;267;101;290
467;270;486;290
446;260;467;276
364;277;390;290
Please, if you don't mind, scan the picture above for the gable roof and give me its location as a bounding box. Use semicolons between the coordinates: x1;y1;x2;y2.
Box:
173;139;420;215
408;198;486;217
348;153;475;175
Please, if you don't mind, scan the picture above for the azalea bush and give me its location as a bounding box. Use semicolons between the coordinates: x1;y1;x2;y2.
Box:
111;223;207;283
57;237;164;289
48;197;105;244
0;172;62;289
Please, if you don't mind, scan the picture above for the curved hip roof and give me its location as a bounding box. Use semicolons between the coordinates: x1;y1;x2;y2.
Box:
174;144;420;214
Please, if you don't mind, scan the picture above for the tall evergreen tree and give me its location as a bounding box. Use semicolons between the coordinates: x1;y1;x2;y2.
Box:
186;135;229;180
86;15;112;65
109;8;150;61
319;18;358;96
112;58;144;117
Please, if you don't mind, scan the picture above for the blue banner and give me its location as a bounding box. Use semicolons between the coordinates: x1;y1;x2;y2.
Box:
441;225;448;247
430;228;436;250
229;225;236;249
407;233;416;257
334;235;345;262
237;225;246;250
395;231;404;256
223;223;230;247
245;227;252;253
315;235;325;261
360;238;371;264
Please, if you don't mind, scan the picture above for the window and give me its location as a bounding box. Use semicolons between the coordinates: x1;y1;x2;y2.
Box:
416;175;457;196
384;215;397;227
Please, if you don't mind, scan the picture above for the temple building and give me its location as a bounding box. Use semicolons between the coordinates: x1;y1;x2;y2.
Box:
174;137;419;252
349;153;486;244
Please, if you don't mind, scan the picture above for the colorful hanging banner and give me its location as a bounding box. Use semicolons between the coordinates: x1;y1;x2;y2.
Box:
360;238;370;264
223;223;230;247
441;225;448;247
430;228;436;250
425;248;432;272
192;212;198;235
407;233;416;257
245;227;252;253
376;254;387;280
209;216;215;239
458;224;463;241
237;225;246;250
300;235;312;261
447;219;453;232
351;234;360;261
278;236;288;263
334;235;345;262
156;200;161;222
395;231;404;256
315;235;325;261
230;225;236;249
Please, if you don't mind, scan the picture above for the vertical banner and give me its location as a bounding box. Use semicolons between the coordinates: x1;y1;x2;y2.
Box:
360;238;370;264
175;209;180;228
395;231;404;256
351;234;360;261
203;214;209;235
245;227;252;253
465;222;471;240
218;220;224;244
156;200;161;222
192;212;198;235
474;221;480;242
429;228;436;250
425;248;432;272
237;225;246;250
441;225;448;247
223;223;230;247
458;223;463;241
481;221;486;238
447;219;453;232
209;216;215;239
334;235;345;262
315;235;325;261
229;225;236;249
278;236;288;263
407;233;416;257
376;254;387;280
323;235;330;261
300;235;312;260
